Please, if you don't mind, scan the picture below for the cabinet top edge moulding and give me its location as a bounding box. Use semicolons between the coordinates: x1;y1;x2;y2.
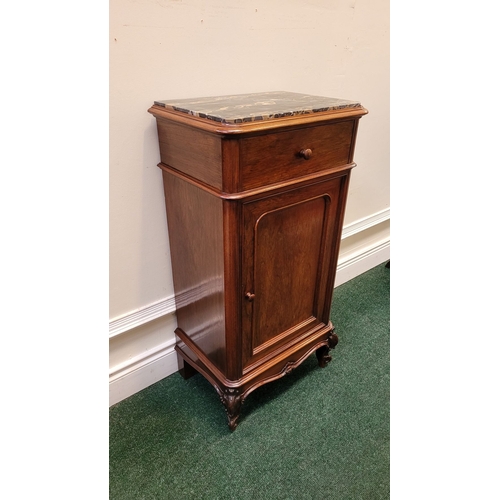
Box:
148;91;368;135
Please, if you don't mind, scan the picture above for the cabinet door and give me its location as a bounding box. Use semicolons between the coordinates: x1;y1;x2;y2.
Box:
241;175;348;373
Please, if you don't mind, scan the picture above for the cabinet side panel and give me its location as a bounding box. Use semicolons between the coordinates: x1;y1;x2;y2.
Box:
162;171;226;374
157;119;222;189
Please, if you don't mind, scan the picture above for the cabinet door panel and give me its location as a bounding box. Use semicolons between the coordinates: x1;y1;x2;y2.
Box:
242;176;346;372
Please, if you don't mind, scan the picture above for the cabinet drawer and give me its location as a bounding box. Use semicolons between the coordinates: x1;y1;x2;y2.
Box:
239;120;354;190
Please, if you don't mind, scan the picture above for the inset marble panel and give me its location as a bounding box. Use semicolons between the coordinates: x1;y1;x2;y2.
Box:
154;91;361;124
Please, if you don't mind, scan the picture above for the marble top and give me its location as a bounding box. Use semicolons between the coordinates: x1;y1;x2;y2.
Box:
154;91;362;124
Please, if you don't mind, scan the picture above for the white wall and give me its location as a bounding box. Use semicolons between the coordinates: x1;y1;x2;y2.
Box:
109;0;390;405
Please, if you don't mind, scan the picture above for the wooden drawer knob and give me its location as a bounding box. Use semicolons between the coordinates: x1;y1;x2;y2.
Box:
299;148;313;160
245;292;256;302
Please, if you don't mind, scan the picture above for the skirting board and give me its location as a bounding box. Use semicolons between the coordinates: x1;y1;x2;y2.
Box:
335;238;390;288
109;338;178;407
109;209;390;407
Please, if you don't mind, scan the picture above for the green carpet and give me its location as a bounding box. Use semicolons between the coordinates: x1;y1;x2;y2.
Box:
109;262;390;499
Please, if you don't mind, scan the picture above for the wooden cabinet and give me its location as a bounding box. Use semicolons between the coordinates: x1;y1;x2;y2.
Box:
148;92;367;430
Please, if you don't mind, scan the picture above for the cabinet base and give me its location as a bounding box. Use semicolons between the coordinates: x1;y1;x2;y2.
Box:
175;323;338;430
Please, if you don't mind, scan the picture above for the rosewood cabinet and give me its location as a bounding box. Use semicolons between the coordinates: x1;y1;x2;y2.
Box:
148;92;367;430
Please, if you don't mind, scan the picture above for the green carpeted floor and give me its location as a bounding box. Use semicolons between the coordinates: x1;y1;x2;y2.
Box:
109;262;390;499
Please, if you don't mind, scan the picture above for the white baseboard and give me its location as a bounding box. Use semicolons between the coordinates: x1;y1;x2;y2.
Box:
109;337;178;407
335;238;390;287
341;208;390;240
109;209;390;407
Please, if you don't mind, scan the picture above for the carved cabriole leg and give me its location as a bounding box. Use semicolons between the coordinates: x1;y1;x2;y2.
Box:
218;388;244;431
315;345;331;368
315;327;339;368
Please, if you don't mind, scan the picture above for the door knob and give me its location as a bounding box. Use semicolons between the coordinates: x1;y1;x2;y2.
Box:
299;148;313;160
245;292;256;302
